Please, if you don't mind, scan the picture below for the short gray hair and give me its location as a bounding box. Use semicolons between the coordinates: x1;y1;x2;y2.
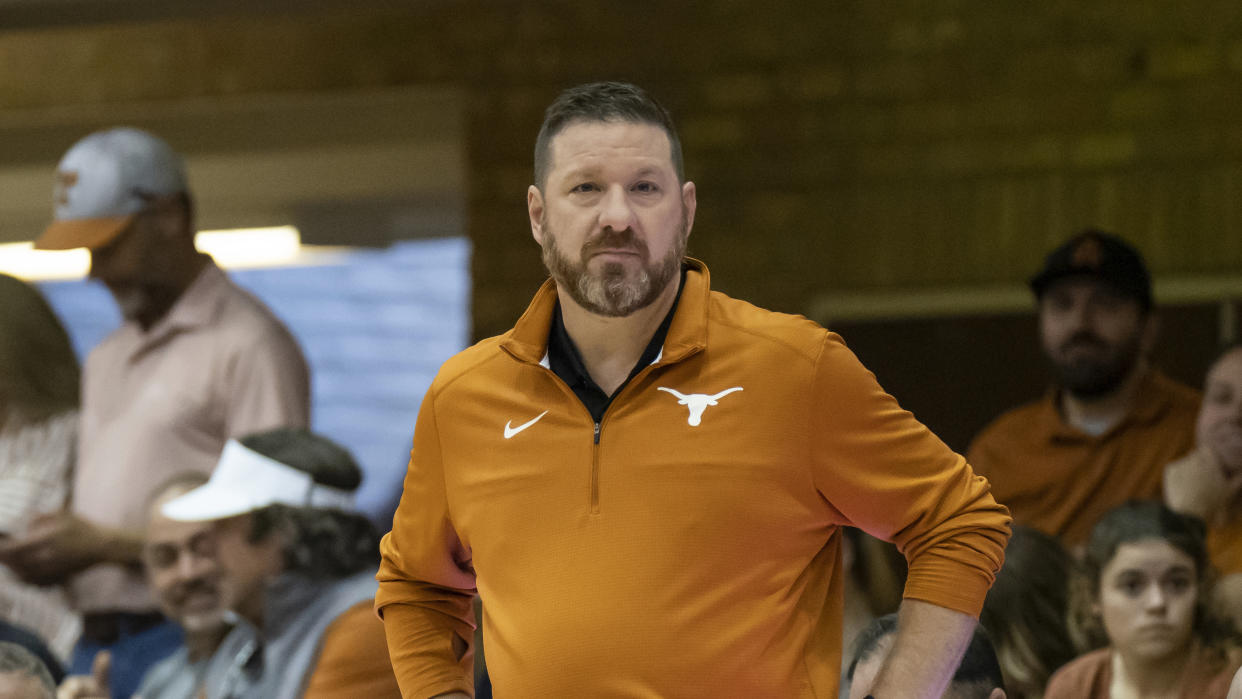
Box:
0;642;55;698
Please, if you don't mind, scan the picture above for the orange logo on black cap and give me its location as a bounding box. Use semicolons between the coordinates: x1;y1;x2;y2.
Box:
1071;236;1103;268
54;170;78;207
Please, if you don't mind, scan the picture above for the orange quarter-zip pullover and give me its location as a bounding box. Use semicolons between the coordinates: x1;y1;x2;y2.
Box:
377;259;1010;698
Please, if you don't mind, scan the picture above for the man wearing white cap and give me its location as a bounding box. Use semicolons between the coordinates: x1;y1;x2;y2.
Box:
0;127;310;696
161;428;400;699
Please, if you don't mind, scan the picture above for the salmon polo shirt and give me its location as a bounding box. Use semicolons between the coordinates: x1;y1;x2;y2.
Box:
73;260;309;613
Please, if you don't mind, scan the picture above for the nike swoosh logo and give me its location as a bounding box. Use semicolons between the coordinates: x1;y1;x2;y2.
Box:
504;410;549;439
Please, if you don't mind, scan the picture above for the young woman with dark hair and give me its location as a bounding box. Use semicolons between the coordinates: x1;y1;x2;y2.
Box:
1046;500;1242;698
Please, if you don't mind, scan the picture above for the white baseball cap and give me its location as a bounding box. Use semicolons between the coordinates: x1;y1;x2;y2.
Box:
161;440;355;522
36;127;187;251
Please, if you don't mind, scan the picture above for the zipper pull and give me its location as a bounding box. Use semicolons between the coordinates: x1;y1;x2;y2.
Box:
594;422;601;445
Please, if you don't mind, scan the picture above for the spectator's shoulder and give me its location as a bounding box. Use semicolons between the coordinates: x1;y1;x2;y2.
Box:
84;323;132;365
1044;648;1111;698
305;600;400;699
968;398;1049;455
979;398;1048;433
1151;370;1202;416
216;275;300;344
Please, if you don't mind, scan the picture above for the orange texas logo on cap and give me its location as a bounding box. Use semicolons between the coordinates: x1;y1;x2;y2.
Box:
1071;235;1103;269
54;170;78;208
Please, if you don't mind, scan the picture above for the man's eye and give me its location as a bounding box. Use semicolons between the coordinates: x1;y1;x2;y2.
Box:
189;532;217;557
1092;296;1126;312
144;546;176;569
1045;294;1073;311
571;183;598;193
633;182;658;193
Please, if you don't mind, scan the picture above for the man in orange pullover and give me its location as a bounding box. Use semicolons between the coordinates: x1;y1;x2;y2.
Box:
967;231;1199;547
377;81;1011;699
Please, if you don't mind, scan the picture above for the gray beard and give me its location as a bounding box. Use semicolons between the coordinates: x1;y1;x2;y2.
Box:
540;214;686;318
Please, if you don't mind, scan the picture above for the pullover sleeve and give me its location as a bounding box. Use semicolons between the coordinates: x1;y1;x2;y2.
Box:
376;387;477;698
811;334;1011;617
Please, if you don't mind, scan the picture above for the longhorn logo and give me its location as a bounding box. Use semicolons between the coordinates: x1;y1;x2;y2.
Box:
657;386;744;427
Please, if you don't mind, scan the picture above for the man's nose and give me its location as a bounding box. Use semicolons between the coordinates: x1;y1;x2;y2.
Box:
1065;300;1097;332
174;550;208;579
597;185;636;232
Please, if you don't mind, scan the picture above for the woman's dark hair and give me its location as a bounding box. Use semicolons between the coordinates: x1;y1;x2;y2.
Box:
0;273;79;425
980;526;1080;699
240;428;378;578
1070;500;1238;653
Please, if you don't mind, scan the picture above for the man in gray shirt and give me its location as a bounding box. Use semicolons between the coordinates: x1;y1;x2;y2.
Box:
58;473;232;699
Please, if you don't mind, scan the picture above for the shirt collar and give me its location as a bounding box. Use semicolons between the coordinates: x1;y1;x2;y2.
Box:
121;257;225;353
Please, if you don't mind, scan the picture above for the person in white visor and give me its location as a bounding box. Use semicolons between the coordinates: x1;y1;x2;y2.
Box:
160;428;399;699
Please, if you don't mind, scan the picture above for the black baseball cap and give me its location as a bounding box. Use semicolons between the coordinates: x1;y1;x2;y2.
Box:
1029;229;1153;311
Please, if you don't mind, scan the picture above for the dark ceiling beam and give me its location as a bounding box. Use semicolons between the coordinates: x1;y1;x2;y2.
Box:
0;0;409;30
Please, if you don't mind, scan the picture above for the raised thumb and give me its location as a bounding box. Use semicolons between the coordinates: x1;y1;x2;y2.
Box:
91;650;111;693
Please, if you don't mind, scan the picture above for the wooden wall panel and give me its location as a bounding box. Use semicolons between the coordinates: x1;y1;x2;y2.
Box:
1;2;1241;339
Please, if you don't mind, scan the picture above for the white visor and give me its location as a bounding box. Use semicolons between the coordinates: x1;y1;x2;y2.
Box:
161;439;355;522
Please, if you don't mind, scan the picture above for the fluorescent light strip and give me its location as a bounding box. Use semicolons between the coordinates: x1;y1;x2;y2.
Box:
196;226;302;269
0;243;89;281
0;226;347;281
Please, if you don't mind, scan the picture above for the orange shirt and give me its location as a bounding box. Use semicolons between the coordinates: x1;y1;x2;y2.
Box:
1045;646;1239;699
968;371;1198;546
303;600;402;699
377;260;1010;698
1208;517;1242;576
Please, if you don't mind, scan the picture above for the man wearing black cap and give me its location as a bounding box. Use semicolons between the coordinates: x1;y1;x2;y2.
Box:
967;229;1199;546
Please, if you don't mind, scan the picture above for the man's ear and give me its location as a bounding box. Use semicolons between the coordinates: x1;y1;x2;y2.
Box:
989;689;1006;699
681;180;697;237
528;185;545;245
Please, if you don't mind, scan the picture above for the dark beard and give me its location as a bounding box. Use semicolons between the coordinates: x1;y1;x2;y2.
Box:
1049;332;1142;399
540;214;686;318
